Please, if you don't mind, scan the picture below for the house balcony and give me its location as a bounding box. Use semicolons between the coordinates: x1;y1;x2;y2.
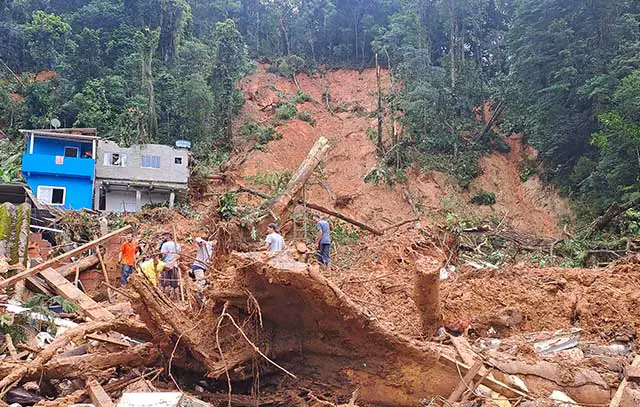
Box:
22;153;95;180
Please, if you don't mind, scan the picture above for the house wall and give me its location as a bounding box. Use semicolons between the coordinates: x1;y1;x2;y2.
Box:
95;140;189;185
25;174;93;210
103;189;171;212
32;137;93;157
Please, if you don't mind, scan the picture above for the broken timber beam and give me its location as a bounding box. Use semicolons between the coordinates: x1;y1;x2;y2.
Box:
271;137;331;218
86;378;115;407
448;360;484;403
299;201;383;235
39;267;114;321
57;253;101;278
0;225;131;290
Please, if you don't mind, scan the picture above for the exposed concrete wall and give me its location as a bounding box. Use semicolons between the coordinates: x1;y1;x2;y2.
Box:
95;140;189;185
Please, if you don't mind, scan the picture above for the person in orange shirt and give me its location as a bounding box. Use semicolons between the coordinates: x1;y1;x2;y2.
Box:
118;234;137;286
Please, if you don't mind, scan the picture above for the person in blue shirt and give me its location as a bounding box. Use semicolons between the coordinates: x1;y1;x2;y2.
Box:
313;214;333;268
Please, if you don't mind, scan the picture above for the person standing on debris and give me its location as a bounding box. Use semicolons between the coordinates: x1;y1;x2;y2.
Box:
313;214;332;267
139;255;165;287
265;223;285;252
118;235;137;286
160;232;181;296
192;235;214;286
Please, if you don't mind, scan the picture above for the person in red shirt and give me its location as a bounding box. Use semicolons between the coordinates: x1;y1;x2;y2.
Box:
119;235;137;286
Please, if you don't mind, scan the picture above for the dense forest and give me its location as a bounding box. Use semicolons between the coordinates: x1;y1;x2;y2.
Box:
1;0;640;223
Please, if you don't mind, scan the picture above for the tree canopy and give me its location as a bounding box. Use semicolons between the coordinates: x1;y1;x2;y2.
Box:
1;0;640;222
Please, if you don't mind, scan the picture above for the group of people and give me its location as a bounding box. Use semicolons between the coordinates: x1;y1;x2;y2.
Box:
118;232;214;296
264;214;333;267
118;213;333;293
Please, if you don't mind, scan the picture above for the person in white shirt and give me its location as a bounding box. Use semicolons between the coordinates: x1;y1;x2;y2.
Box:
192;235;214;286
265;223;285;252
160;233;181;297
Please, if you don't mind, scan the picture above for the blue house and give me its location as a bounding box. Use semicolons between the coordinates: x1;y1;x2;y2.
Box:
20;129;99;210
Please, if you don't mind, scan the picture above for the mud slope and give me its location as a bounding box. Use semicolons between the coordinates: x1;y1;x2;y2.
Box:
236;65;570;237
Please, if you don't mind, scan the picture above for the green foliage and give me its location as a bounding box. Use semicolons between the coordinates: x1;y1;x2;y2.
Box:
331;221;361;245
267;55;307;78
275;103;298;120
366;127;377;143
241;122;282;150
24;10;75;67
518;157;537;182
297;110;314;124
293;90;312;104
218;192;238;220
421;152;482;189
244;170;292;195
364;165;407;188
470;190;496;205
0;140;24;183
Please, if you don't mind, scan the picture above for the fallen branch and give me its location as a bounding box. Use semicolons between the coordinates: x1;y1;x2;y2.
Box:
380;217;419;233
299;201;383;236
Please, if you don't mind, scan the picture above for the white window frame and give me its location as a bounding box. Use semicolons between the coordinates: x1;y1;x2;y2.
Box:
103;152;127;167
64;146;79;158
141;154;161;169
37;185;66;206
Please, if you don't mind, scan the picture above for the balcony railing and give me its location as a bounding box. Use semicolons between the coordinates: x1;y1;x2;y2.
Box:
22;153;95;179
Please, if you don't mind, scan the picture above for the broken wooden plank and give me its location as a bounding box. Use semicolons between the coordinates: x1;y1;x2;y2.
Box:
299;201;383;235
86;333;130;348
448;360;484;403
87;377;115;407
440;354;531;401
39;268;114;321
96;249;112;302
610;355;640;407
0;225;131;289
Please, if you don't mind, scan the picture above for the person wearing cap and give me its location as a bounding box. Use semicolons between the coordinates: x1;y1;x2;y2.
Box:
192;235;214;286
265;223;285;252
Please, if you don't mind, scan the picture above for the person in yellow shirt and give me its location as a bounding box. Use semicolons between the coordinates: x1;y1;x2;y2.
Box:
138;255;165;287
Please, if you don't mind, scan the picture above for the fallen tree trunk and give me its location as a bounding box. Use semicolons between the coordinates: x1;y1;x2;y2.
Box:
271;137;331;219
56;253;100;277
414;257;442;335
586;196;640;236
0;317;139;398
299;201;383;236
220;252;528;406
40;343;159;380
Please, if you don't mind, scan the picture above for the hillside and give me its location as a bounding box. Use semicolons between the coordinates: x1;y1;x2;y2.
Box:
235;65;571;238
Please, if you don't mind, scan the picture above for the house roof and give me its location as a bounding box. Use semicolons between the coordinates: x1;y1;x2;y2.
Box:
19;128;100;142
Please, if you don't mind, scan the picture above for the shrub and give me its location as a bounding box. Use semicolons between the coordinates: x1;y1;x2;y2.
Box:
297;110;315;124
293;90;312;104
470;190;496;205
275;103;298;120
